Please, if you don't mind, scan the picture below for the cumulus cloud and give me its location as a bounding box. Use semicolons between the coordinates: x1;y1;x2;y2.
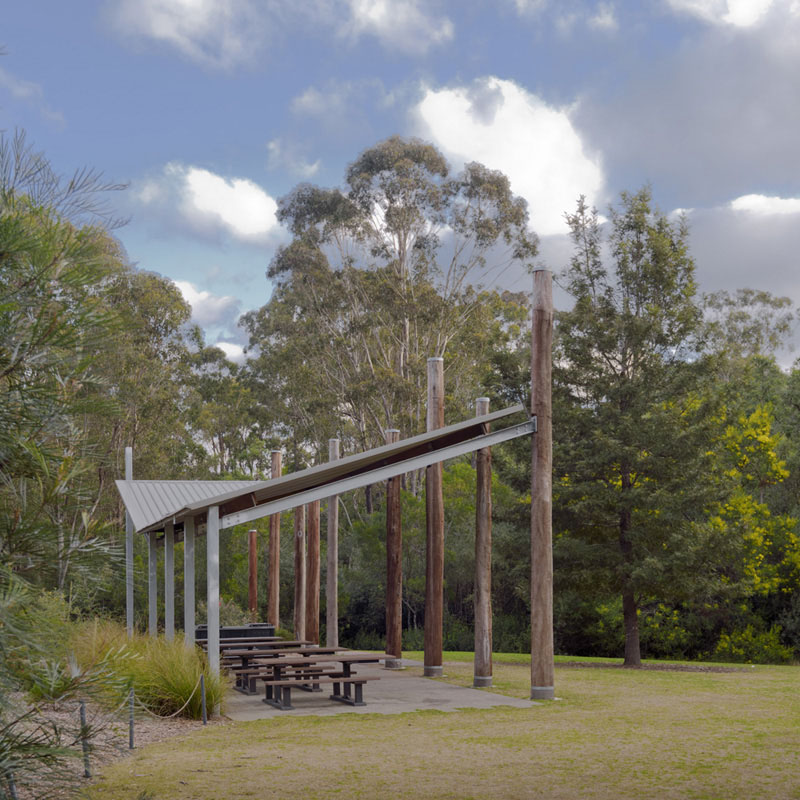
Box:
136;163;280;242
173;280;241;327
589;2;618;29
730;193;800;215
664;0;776;27
414;77;604;236
341;0;454;54
109;0;267;69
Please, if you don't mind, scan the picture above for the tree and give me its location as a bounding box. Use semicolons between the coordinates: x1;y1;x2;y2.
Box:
554;188;721;666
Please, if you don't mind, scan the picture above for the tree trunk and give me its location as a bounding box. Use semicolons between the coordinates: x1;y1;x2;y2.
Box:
618;498;641;667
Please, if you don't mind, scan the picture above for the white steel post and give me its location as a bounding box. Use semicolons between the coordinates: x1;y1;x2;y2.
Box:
184;517;195;648
125;447;134;637
164;522;175;641
148;532;158;637
207;506;220;678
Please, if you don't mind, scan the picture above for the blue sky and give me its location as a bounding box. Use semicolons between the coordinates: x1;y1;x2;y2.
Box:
3;0;799;361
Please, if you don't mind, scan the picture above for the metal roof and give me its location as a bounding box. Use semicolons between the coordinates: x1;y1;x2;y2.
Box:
116;479;263;534
118;403;531;534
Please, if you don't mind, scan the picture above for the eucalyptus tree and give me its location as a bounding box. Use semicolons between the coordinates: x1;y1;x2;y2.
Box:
243;136;538;463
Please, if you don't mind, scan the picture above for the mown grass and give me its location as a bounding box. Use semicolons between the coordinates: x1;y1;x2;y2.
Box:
85;653;799;800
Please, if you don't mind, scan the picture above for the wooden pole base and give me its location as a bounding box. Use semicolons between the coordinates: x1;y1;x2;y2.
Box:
530;685;555;700
424;665;443;677
473;676;493;688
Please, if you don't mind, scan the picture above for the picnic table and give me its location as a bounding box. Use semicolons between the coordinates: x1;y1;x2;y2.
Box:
249;652;388;711
224;645;341;694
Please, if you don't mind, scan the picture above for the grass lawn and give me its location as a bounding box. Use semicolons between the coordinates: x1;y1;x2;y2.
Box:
86;655;799;800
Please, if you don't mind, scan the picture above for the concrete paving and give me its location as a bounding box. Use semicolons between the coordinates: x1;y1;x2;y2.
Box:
223;659;538;721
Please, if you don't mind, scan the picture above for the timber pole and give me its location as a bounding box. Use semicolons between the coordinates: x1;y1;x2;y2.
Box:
530;268;555;700
305;500;321;644
424;357;445;677
326;439;340;648
293;504;306;640
267;450;282;628
125;447;134;637
248;529;258;618
184;517;195;648
385;429;403;668
473;397;493;687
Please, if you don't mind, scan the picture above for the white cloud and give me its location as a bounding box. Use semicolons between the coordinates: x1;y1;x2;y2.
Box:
214;341;246;363
181;166;278;239
267;139;320;177
0;67;64;123
414;77;604;236
342;0;454;54
589;2;618;30
730;193;800;215
174;280;241;327
110;0;265;68
137;163;280;242
664;0;775;27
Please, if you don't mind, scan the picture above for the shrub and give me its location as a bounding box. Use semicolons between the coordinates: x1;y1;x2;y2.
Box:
711;625;794;664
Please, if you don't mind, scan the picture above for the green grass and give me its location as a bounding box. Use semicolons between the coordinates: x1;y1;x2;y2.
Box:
85;653;800;800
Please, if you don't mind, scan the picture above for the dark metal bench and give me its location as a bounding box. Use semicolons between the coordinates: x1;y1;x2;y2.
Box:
261;675;379;710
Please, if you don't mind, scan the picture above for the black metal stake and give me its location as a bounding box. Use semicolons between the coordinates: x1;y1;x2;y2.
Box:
129;688;135;749
7;771;19;800
79;700;91;778
200;674;207;725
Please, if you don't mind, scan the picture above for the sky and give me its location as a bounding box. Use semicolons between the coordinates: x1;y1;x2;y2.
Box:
2;0;799;362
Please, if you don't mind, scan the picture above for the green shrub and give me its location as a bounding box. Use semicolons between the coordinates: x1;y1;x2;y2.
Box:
197;597;250;627
711;625;794;664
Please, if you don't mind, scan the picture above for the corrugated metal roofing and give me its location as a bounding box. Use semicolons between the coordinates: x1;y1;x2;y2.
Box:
116;479;262;534
118;403;529;534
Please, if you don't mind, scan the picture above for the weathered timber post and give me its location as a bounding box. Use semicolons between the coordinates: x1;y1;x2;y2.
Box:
267;450;282;628
305;500;321;644
473;397;493;687
531;268;555;700
293;504;306;640
424;357;445;677
385;429;403;669
248;529;258;617
164;521;175;641
125;447;134;637
326;439;340;648
147;532;158;637
207;506;221;678
184;517;196;648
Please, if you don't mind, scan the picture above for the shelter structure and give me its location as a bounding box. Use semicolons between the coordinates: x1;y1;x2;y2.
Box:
118;404;534;676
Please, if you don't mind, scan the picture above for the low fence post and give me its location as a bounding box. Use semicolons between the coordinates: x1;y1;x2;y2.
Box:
79;700;91;778
200;674;207;725
7;771;19;800
129;688;135;749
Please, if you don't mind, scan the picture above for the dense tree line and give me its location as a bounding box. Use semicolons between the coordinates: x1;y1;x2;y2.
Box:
1;132;798;673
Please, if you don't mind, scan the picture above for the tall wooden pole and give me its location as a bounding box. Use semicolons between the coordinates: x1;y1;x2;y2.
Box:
326;439;340;648
424;357;445;677
248;529;258;618
385;429;403;668
531;268;555;700
473;397;493;687
293;504;306;640
305;500;321;644
267;450;282;628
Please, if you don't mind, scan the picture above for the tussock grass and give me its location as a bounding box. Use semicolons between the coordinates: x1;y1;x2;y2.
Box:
68;619;224;719
85;653;799;800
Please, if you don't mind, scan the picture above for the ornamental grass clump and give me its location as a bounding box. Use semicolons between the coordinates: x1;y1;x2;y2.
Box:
69;619;224;719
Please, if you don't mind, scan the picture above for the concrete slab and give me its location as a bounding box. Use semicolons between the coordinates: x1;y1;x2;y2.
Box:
223;659;538;721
